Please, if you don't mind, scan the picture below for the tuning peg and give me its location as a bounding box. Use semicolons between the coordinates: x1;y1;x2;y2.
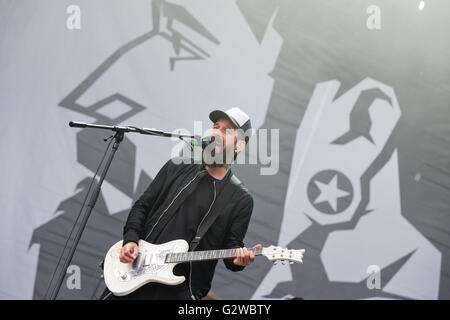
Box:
273;261;278;265
281;261;285;265
289;261;294;265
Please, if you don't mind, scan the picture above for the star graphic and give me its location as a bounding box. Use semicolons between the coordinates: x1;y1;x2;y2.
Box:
313;174;350;212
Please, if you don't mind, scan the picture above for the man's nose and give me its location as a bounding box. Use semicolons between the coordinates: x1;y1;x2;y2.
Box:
209;131;224;145
210;128;219;135
210;129;221;139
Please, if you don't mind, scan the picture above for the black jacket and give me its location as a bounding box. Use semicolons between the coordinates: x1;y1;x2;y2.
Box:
122;157;254;299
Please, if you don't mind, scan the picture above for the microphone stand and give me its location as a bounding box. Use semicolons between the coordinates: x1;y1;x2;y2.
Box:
47;121;197;300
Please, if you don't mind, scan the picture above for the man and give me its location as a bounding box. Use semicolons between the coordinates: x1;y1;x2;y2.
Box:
101;107;259;300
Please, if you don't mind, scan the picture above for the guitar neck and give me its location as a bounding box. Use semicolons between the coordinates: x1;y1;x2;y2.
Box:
165;247;264;263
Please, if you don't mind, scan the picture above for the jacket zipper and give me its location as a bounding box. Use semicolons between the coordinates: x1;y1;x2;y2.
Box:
189;179;216;300
144;170;205;241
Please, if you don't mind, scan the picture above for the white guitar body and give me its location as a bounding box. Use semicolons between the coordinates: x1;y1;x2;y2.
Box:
104;239;189;296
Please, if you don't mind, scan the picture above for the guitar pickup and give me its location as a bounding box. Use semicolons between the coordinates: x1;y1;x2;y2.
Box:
143;254;152;267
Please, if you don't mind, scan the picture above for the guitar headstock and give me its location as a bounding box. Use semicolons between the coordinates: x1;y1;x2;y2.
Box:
262;245;305;265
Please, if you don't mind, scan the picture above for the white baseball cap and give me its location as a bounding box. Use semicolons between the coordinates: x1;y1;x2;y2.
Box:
209;107;252;143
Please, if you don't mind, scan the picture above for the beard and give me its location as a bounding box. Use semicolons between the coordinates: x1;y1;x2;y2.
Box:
202;144;235;167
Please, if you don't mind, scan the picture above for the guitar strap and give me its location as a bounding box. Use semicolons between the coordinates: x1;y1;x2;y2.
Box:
189;174;241;251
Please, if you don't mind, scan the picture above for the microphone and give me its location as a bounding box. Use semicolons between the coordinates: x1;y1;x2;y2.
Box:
192;135;216;149
202;136;216;149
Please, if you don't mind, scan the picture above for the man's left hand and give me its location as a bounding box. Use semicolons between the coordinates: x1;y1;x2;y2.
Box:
233;244;262;266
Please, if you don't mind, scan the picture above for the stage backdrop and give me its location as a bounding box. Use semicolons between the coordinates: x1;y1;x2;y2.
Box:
0;0;449;299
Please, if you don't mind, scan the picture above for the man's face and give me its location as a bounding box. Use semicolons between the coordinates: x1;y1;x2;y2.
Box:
212;117;237;147
206;117;244;165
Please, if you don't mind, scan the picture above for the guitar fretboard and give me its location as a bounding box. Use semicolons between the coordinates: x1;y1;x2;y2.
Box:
165;247;263;263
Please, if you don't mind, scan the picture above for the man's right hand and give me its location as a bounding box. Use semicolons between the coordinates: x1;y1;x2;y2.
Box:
119;242;139;263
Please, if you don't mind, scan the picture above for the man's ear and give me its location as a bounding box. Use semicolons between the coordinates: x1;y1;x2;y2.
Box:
235;140;246;153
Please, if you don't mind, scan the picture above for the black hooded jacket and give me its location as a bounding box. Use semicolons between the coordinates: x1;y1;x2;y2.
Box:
122;157;254;299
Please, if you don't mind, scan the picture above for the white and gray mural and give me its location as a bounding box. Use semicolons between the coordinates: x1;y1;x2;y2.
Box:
0;0;449;300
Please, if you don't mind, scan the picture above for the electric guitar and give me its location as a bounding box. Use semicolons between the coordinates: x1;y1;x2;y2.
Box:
103;239;305;296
